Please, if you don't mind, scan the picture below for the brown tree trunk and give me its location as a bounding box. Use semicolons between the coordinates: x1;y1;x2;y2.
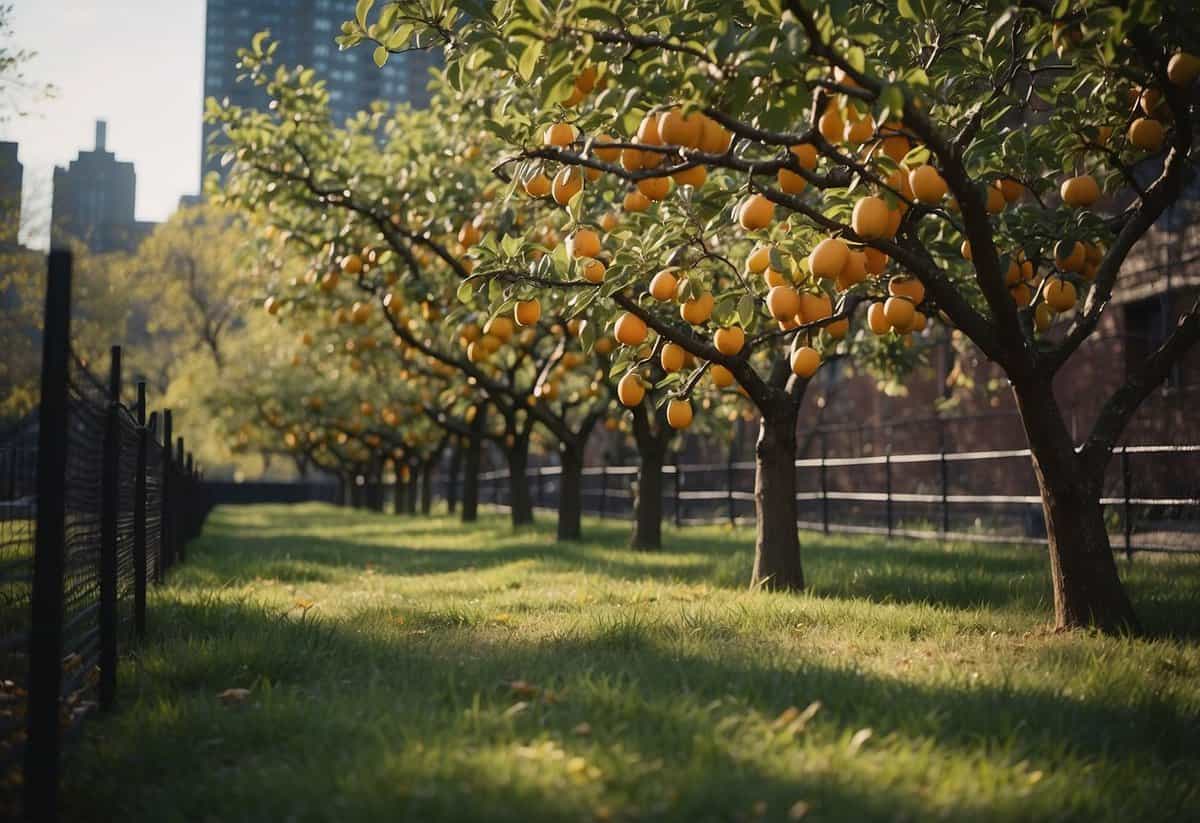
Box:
447;438;462;514
392;466;404;515
461;410;485;523
557;446;584;541
629;404;667;550
506;435;535;527
405;469;419;514
750;408;804;591
420;459;434;515
1013;381;1139;633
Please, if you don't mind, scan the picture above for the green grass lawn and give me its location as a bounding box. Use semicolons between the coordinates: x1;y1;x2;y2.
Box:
62;503;1200;822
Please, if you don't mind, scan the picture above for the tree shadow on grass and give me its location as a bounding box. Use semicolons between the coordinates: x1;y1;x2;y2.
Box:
62;592;1200;823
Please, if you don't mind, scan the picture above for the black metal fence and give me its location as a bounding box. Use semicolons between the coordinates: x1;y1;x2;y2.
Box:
475;443;1200;556
0;251;210;821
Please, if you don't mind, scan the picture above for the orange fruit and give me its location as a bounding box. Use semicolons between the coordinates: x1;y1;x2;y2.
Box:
825;318;849;339
791;143;818;170
620;147;644;171
580;259;606;283
680;292;714;324
710;364;734;388
867;302;891;335
617;373;645;407
766;285;802;321
484;316;514;342
764;268;788;288
844;116;874;145
880;123;910;163
809;237;850;279
514;299;541;326
985;185;1006;214
863;247;889;274
998;178;1024;203
649;270;678;301
592;134;621;163
575;65;598;93
544;123;576;147
798;291;833;323
737;194;774;230
1167;52;1200;87
672;165;708;187
1054;240;1085;273
818;108;844;144
637;175;671;201
746;245;772;273
1009;281;1033;307
1128;117;1165;151
961;240;972;260
614;312;648;345
838;250;868;288
778;168;807;194
636;113;663;146
1034;302;1054;332
341;254;363;275
1043;277;1077;312
666;398;693;429
552;167;583;205
888;276;925;304
1060;174;1100;207
699;116;732;153
714;326;745;355
523;172;551;197
790;346;821;378
851;196;890;238
567;228;601;259
884;296;915;331
909;165;948;203
658;108;703;147
660;342;686;372
623;190;652;212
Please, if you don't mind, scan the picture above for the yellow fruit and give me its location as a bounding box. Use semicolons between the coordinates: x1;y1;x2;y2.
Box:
698;116;733;153
714;326;745;356
809;237;850;279
1055;240;1085;273
614;312;648;346
1060;174;1101;207
514;299;541;326
621;147;644;171
790;346;821;378
737;194;774;230
660;342;686;372
851;196;890;238
650;270;678;301
844;116;874;145
666;398;693;429
580;258;606;283
672;165;708;187
637;112;663;146
884;296;915;331
764;268;788;288
1167;52;1200;87
909;165;948;203
544;123;576;147
1128;118;1165;151
567;228;601;259
710;364;735;388
680;292;714;324
599;211;620;232
552;167;583;205
746;245;772;274
623;190;652;212
798;291;833;323
637;175;671;201
867;302;891;335
791;143;818;169
778;168;807;194
484;316;514;342
863;247;889;274
880;123;910;163
888;276;925;305
1043;277;1077;312
593;134;621;163
658;108;703;147
911;311;928;332
838;251;868;288
617;373;645;407
818;108;844;144
767;285;802;321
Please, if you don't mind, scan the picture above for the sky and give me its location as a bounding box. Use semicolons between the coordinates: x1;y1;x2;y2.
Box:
2;0;206;248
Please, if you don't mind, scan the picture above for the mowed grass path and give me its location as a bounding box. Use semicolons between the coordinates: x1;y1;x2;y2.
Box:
63;504;1200;822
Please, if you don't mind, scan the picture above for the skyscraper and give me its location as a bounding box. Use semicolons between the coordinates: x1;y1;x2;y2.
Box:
200;0;440;185
51;121;156;253
0;142;22;248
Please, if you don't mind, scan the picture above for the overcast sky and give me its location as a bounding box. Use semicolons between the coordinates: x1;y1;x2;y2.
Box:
3;0;206;247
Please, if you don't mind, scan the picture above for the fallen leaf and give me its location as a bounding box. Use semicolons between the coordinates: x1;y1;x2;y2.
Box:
218;688;251;705
506;680;540;699
788;800;811;819
502;701;529;718
847;727;872;754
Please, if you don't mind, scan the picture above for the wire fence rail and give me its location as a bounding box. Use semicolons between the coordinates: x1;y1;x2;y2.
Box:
475;442;1200;557
0;251;210;822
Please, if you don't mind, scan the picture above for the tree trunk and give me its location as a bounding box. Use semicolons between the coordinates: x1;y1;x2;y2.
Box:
629;405;666;550
447;438;462;514
461;409;485;523
336;473;348;507
350;476;364;509
393;471;405;515
750;409;804;591
420;459;435;515
506;435;535;527
557;446;584;541
1013;381;1139;632
405;469;419;514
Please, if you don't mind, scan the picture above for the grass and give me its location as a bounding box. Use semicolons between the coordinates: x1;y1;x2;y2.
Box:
62;503;1200;822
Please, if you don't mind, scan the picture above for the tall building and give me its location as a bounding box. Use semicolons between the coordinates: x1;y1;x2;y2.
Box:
200;0;440;185
0;142;21;247
51;121;156;253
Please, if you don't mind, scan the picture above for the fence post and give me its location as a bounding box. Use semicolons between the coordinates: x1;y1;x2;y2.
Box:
820;433;829;535
160;409;173;577
673;456;682;528
133;382;147;638
884;443;894;539
726;453;736;527
98;346;122;711
175;437;186;561
1121;446;1133;562
25;249;73;822
939;423;949;535
599;465;608;519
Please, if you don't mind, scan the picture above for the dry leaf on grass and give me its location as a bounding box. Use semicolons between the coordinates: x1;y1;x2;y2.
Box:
218;688;251;705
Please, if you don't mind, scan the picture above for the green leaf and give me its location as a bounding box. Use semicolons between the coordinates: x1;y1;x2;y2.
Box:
736;294;756;327
355;0;374;28
373;46;389;68
897;0;918;20
518;39;544;82
457;280;475;304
